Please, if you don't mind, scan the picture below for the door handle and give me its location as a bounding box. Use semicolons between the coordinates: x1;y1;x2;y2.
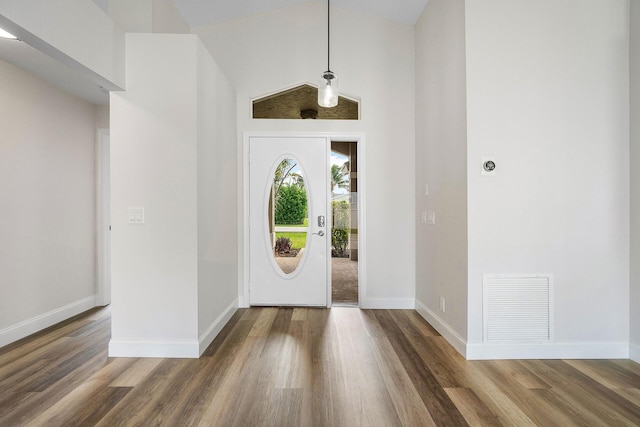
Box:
313;230;325;237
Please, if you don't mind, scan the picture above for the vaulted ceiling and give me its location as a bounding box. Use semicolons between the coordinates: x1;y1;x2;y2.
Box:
0;0;429;106
172;0;429;27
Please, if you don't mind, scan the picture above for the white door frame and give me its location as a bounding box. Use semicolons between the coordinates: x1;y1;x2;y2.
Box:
96;129;111;306
241;132;366;308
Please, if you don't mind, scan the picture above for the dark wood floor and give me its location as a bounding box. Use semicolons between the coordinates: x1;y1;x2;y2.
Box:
1;307;640;426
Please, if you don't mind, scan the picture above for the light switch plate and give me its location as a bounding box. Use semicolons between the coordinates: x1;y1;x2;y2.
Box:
128;207;145;224
421;211;427;224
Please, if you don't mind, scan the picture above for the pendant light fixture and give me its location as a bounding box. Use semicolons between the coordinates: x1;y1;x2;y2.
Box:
318;0;338;108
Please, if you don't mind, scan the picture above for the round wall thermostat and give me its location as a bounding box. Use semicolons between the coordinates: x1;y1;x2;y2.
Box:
483;160;496;172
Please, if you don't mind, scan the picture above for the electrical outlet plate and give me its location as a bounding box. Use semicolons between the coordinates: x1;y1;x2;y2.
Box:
427;211;436;225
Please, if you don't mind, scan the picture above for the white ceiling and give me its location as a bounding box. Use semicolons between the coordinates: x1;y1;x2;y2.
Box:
0;0;428;106
172;0;429;27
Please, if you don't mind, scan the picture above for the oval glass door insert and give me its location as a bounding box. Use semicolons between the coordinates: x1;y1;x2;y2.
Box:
269;158;309;275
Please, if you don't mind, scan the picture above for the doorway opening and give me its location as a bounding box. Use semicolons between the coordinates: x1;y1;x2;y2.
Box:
96;129;111;306
331;141;358;306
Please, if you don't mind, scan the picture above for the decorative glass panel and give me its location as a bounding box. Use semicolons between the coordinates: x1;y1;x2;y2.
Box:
269;158;308;275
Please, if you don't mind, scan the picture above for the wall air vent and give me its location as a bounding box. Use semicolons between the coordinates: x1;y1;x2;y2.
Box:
483;274;553;343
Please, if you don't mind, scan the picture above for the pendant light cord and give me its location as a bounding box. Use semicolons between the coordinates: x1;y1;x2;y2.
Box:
327;0;331;72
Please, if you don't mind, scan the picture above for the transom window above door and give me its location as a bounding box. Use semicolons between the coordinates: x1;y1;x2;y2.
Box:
252;84;359;120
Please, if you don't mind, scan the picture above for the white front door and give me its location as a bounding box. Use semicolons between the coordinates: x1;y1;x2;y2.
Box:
249;136;328;306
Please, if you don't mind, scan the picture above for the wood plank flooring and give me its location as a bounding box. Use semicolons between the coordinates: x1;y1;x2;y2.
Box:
1;306;640;426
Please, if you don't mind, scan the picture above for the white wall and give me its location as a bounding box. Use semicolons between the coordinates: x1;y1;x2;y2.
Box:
0;59;98;347
110;33;237;358
194;2;416;308
196;41;238;349
465;0;630;358
108;0;152;32
110;34;199;357
0;0;125;90
107;0;190;34
630;1;640;364
414;0;468;353
95;105;110;129
92;0;109;14
152;0;190;34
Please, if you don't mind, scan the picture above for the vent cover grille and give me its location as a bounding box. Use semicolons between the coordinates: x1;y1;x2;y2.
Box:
483;275;552;343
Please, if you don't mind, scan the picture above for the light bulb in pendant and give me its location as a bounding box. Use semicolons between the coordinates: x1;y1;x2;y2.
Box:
318;71;338;108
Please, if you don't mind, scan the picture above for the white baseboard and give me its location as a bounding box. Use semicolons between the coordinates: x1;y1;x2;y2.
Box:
238;295;249;308
108;339;200;358
631;342;640;364
414;299;630;361
0;296;97;348
108;299;239;359
415;299;466;357
466;341;630;360
360;298;415;309
198;299;238;355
